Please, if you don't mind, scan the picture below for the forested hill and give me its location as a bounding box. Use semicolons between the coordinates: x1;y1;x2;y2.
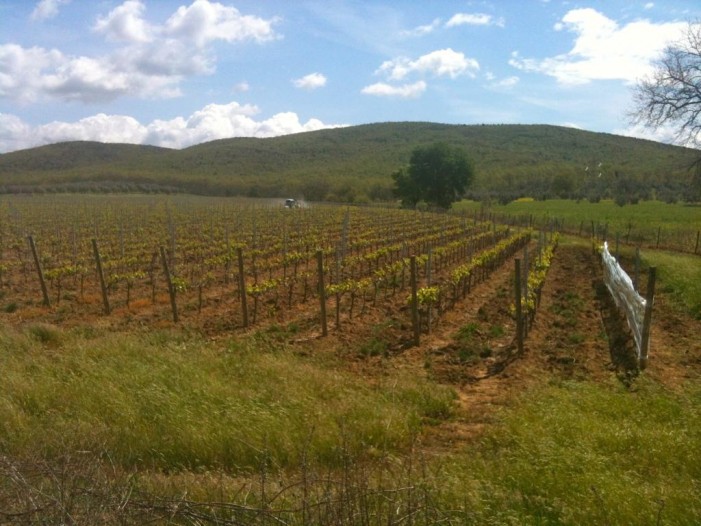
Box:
0;122;698;203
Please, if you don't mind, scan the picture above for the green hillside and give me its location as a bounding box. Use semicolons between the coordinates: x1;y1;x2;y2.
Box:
0;122;698;203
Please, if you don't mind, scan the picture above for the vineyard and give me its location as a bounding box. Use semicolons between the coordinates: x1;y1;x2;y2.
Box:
0;195;553;346
2;194;701;524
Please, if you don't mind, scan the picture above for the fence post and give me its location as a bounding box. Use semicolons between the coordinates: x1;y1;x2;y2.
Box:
656;226;661;248
523;247;529;336
236;247;248;328
159;245;179;323
695;231;700;255
410;256;420;346
27;235;50;307
92;239;110;315
639;267;656;370
514;258;524;354
316;250;328;336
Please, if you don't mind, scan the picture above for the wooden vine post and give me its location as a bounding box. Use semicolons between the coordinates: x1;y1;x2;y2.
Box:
159;245;179;323
639;267;657;370
237;247;248;328
92;238;110;315
316;249;328;336
410;255;420;346
27;235;50;307
514;258;524;354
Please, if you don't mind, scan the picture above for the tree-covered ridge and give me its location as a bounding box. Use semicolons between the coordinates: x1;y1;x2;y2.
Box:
0;122;698;202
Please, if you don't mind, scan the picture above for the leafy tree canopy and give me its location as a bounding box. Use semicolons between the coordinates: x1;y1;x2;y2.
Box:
392;142;475;209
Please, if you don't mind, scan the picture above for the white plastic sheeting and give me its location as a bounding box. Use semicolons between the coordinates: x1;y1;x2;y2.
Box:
601;242;647;358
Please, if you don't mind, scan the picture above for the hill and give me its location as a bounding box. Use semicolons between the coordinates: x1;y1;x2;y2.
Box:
0;122;698;203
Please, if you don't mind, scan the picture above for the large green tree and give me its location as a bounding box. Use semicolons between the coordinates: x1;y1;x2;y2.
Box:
392;142;475;209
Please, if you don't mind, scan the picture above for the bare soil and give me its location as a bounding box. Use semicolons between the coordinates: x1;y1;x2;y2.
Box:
3;240;700;448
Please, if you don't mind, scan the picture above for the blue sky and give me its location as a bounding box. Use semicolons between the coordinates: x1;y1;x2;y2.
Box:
0;0;699;153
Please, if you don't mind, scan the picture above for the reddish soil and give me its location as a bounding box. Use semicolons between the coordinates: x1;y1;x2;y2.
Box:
323;242;701;449
415;243;701;448
3;240;700;447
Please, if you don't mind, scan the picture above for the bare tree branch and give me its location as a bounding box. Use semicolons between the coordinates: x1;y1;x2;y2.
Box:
630;20;701;148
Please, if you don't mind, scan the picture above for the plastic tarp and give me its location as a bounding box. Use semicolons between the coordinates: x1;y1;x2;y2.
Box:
601;242;647;357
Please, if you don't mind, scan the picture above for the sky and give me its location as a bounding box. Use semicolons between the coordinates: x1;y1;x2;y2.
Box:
0;0;699;154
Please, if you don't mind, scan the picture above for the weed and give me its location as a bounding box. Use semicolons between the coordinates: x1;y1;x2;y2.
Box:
455;322;480;343
567;332;585;345
359;336;388;358
25;323;63;346
488;324;505;338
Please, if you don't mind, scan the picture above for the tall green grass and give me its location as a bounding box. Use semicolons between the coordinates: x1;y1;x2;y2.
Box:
455;199;701;252
641;250;701;318
0;325;455;471
3;323;701;524
455;199;701;231
437;379;701;524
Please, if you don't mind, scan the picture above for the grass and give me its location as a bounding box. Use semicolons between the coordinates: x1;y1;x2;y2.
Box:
444;378;701;524
1;238;700;523
2;322;701;523
454;199;701;251
0;325;456;472
641;249;701;319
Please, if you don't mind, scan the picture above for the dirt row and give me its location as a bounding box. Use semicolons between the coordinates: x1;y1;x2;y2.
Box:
380;241;701;450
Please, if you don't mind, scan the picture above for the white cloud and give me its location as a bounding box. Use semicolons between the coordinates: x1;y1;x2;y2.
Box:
616;122;699;148
378;48;479;80
446;13;504;28
401;18;442;37
30;0;71;21
93;0;153;43
509;8;686;85
489;75;519;89
361;81;426;98
1;1;280;104
644;3;654;10
0;102;343;153
163;0;279;47
292;72;327;90
0;44;66;103
0;44;184;103
233;81;249;92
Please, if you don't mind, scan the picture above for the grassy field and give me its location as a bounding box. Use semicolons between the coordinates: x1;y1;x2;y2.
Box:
454;199;701;252
2;326;700;523
1;198;700;524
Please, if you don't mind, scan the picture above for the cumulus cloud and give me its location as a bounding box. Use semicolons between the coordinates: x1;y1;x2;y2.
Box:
446;13;504;28
377;48;479;80
1;0;280;105
0;43;186;103
93;0;153;43
292;72;327;90
0;102;343;153
0;44;66;103
163;0;279;47
30;0;71;21
509;8;686;85
361;81;426;98
616;122;699;148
